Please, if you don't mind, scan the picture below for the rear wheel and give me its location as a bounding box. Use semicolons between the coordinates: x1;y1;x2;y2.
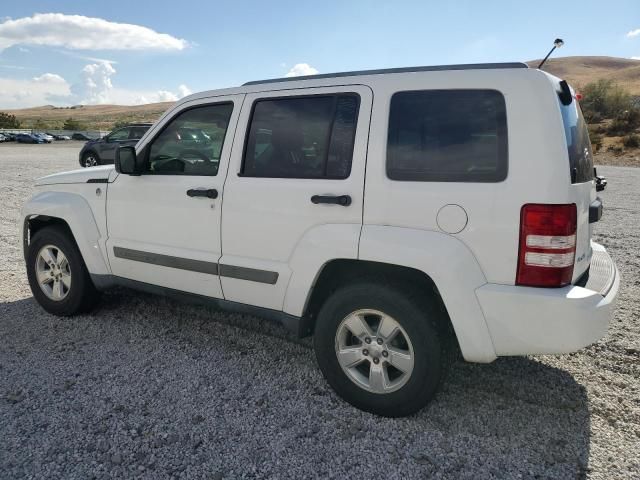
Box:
81;151;100;167
26;226;100;315
313;281;452;417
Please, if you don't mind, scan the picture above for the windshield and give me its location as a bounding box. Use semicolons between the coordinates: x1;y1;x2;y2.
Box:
559;98;593;183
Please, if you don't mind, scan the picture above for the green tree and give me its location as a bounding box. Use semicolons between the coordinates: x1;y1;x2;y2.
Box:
580;79;633;121
0;112;21;128
62;117;85;130
33;118;50;130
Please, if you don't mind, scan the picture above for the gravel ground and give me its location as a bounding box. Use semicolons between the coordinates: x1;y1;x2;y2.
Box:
0;142;638;479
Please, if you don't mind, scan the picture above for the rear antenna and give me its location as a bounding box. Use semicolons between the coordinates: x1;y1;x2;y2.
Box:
538;38;564;69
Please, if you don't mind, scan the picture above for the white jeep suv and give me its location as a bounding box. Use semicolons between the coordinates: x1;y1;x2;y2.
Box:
21;63;620;417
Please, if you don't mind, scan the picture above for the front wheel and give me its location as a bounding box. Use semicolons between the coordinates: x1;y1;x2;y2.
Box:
26;226;100;316
81;151;100;167
313;282;452;417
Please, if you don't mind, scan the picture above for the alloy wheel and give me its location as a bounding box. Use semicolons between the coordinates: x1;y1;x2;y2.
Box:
335;309;414;394
35;244;71;301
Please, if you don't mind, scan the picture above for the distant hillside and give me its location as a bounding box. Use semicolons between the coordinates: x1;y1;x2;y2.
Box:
4;56;640;130
3;102;173;130
527;56;640;95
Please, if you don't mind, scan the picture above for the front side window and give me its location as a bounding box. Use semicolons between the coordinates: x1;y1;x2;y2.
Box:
387;89;508;182
108;128;130;142
146;103;233;176
242;94;359;179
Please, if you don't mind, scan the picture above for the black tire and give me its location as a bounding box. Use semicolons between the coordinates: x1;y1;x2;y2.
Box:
81;151;100;168
26;225;100;316
313;281;452;417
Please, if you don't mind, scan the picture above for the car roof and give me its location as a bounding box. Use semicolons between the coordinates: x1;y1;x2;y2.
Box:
243;62;529;86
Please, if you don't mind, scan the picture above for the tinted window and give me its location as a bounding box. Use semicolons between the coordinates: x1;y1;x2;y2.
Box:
146;103;233;176
387;90;508;182
242;94;359;179
559;99;593;183
129;126;148;140
108;128;130;142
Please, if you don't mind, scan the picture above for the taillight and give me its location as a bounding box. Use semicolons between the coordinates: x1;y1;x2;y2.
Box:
516;204;577;287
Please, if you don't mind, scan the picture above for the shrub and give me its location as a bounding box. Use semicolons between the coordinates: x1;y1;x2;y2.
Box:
0;112;20;128
590;133;603;152
62;117;86;130
580;79;634;121
607;108;640;135
623;134;640;149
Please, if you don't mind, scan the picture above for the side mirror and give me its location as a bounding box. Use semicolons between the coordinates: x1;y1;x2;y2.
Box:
115;146;142;175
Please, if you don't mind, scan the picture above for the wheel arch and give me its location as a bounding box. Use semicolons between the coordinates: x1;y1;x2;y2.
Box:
296;226;498;363
80;149;100;166
303;259;455;337
21;191;111;278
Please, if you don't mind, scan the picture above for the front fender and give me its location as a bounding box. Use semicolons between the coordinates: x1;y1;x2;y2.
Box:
21;191;111;277
359;225;496;363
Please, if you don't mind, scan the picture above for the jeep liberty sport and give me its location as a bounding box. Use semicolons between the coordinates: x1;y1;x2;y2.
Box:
21;63;619;417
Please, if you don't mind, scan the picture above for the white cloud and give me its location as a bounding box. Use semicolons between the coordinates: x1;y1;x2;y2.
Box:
177;84;192;98
632;56;640;60
80;61;116;103
627;29;640;38
285;63;319;77
1;59;192;108
155;90;179;102
0;13;188;52
33;73;66;84
0;74;71;108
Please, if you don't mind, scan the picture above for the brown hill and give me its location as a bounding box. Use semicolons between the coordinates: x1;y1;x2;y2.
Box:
527;56;640;95
4;56;640;130
3;102;173;130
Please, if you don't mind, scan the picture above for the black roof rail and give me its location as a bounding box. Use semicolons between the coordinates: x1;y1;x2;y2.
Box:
243;62;529;86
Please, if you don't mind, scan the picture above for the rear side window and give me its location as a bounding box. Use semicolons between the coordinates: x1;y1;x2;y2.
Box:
387;90;508;182
242;94;359;179
559;99;593;183
129;126;148;140
108;127;130;142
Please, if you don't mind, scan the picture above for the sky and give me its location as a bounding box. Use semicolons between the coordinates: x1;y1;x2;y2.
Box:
0;0;639;109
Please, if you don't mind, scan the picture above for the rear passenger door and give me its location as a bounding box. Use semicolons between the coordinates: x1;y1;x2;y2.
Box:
220;86;373;311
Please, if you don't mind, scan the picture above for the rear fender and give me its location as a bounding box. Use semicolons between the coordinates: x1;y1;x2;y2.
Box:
358;225;496;363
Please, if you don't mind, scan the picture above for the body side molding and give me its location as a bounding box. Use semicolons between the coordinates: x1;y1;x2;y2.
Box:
113;246;279;284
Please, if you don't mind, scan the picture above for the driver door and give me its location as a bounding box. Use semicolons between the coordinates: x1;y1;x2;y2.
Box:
106;95;243;297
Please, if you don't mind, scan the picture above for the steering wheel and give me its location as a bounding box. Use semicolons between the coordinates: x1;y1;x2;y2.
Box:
177;149;210;162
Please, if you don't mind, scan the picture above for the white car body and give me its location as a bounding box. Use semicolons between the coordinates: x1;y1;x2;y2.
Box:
21;63;619;364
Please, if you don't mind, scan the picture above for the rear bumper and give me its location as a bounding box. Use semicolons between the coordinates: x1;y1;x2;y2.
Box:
476;242;620;356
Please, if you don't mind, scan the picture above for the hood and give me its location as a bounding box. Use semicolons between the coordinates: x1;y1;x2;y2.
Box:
35;165;115;186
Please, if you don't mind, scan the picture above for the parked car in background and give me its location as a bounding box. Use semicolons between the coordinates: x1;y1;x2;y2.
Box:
0;133;6;142
71;133;95;141
34;133;53;143
47;133;71;141
79;123;152;167
16;133;45;144
1;132;17;141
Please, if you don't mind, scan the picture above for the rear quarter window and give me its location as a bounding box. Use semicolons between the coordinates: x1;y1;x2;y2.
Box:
387;89;508;182
559;99;594;183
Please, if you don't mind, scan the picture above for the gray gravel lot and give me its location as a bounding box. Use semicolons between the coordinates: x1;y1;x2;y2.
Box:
0;142;638;479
